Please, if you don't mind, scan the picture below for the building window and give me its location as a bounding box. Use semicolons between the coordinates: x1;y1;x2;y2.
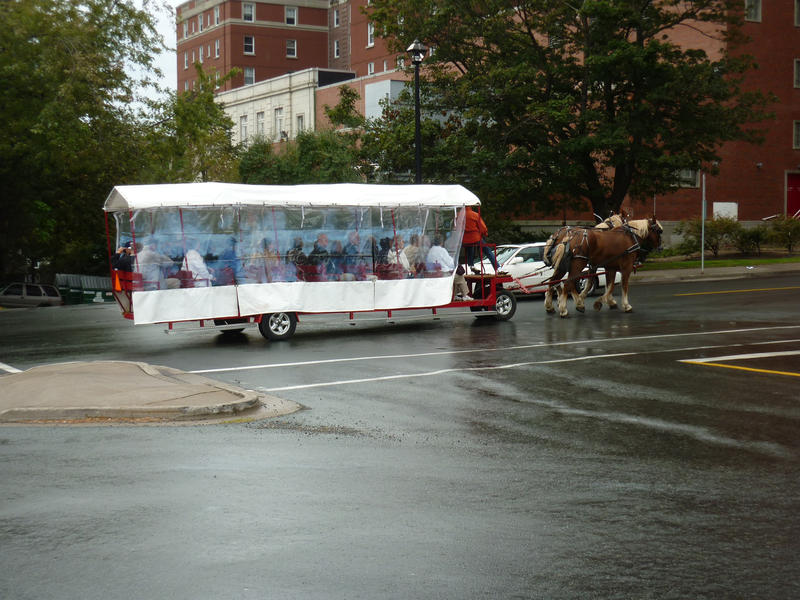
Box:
796;0;800;26
244;66;255;85
184;80;189;91
334;8;339;27
275;108;285;140
297;114;304;133
215;39;220;58
199;46;204;63
286;39;297;58
256;111;265;136
795;59;800;88
286;6;297;25
794;121;800;149
367;62;374;75
240;115;248;142
198;14;203;32
182;21;188;39
244;35;254;54
214;6;220;25
367;23;374;47
383;60;388;72
677;169;700;188
745;0;761;22
243;2;254;22
334;40;340;58
184;52;188;69
397;56;405;69
215;71;220;88
192;50;195;63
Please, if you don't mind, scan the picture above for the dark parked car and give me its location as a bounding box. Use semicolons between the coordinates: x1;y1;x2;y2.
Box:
0;283;63;308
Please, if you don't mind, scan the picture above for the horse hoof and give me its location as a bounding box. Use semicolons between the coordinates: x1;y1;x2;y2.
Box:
576;305;585;313
546;307;555;314
609;304;619;310
593;302;602;311
560;313;568;319
624;307;633;313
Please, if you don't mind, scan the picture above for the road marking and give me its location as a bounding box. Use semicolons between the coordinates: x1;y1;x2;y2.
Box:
263;344;800;392
679;362;800;378
190;324;800;374
679;350;800;378
261;352;637;392
675;286;800;297
681;350;800;362
0;362;22;374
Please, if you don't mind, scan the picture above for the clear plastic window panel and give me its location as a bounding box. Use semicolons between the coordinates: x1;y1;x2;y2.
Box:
114;205;464;288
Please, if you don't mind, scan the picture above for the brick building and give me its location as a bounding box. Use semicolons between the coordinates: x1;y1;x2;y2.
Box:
176;0;330;93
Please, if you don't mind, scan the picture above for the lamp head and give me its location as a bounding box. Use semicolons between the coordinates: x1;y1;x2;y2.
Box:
406;39;427;64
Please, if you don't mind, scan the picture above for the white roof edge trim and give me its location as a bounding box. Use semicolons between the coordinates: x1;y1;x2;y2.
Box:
104;182;481;212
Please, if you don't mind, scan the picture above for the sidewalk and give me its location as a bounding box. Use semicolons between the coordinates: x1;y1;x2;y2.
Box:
631;261;800;283
1;263;796;424
0;361;301;424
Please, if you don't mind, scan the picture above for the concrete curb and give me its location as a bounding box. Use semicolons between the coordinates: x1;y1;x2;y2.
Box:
0;360;302;425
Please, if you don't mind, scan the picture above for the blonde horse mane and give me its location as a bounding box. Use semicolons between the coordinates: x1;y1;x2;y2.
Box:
626;219;650;238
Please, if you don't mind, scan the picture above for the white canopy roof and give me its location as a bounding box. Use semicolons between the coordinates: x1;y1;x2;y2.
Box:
104;182;481;212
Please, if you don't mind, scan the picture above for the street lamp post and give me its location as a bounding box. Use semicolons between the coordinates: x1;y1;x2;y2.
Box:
407;39;427;184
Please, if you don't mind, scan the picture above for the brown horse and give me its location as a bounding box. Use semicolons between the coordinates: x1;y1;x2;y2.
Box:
542;213;627;309
544;217;663;317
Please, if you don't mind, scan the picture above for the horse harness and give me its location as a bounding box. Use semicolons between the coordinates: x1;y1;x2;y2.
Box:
574;224;644;270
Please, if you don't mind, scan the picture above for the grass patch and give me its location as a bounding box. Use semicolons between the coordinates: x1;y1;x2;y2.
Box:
639;256;800;271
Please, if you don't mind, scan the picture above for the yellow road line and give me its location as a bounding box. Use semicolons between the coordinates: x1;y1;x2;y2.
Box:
682;360;800;377
675;286;800;296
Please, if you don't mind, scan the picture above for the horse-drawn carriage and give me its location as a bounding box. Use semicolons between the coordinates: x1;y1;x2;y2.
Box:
103;182;517;340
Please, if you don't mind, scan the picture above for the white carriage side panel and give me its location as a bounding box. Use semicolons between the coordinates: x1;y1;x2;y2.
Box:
132;286;239;325
374;276;454;310
237;281;374;314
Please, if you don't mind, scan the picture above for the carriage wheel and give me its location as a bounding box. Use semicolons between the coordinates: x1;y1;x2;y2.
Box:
258;312;297;341
493;290;517;321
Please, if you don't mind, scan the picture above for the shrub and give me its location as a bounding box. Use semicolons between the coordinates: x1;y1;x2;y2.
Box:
675;217;741;257
769;217;800;253
732;224;770;256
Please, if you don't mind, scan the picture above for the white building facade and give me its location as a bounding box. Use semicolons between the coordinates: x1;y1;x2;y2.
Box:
216;68;355;146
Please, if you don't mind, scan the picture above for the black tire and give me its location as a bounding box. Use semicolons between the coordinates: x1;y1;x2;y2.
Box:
494;290;517;321
258;312;297;341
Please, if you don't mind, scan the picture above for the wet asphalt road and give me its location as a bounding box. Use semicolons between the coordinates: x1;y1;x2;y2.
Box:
1;275;799;599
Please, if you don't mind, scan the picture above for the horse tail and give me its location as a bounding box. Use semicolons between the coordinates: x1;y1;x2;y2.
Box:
542;234;557;267
550;240;569;273
543;227;569;266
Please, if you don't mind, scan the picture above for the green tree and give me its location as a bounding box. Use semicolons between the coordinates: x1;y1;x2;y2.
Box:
366;0;774;218
141;64;241;183
239;130;364;184
240;88;365;184
0;0;167;279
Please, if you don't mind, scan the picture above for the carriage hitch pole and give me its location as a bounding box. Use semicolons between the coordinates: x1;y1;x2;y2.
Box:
514;269;609;294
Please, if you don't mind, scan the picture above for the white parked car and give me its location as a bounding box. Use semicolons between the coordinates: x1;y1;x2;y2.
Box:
0;282;63;308
477;242;621;296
